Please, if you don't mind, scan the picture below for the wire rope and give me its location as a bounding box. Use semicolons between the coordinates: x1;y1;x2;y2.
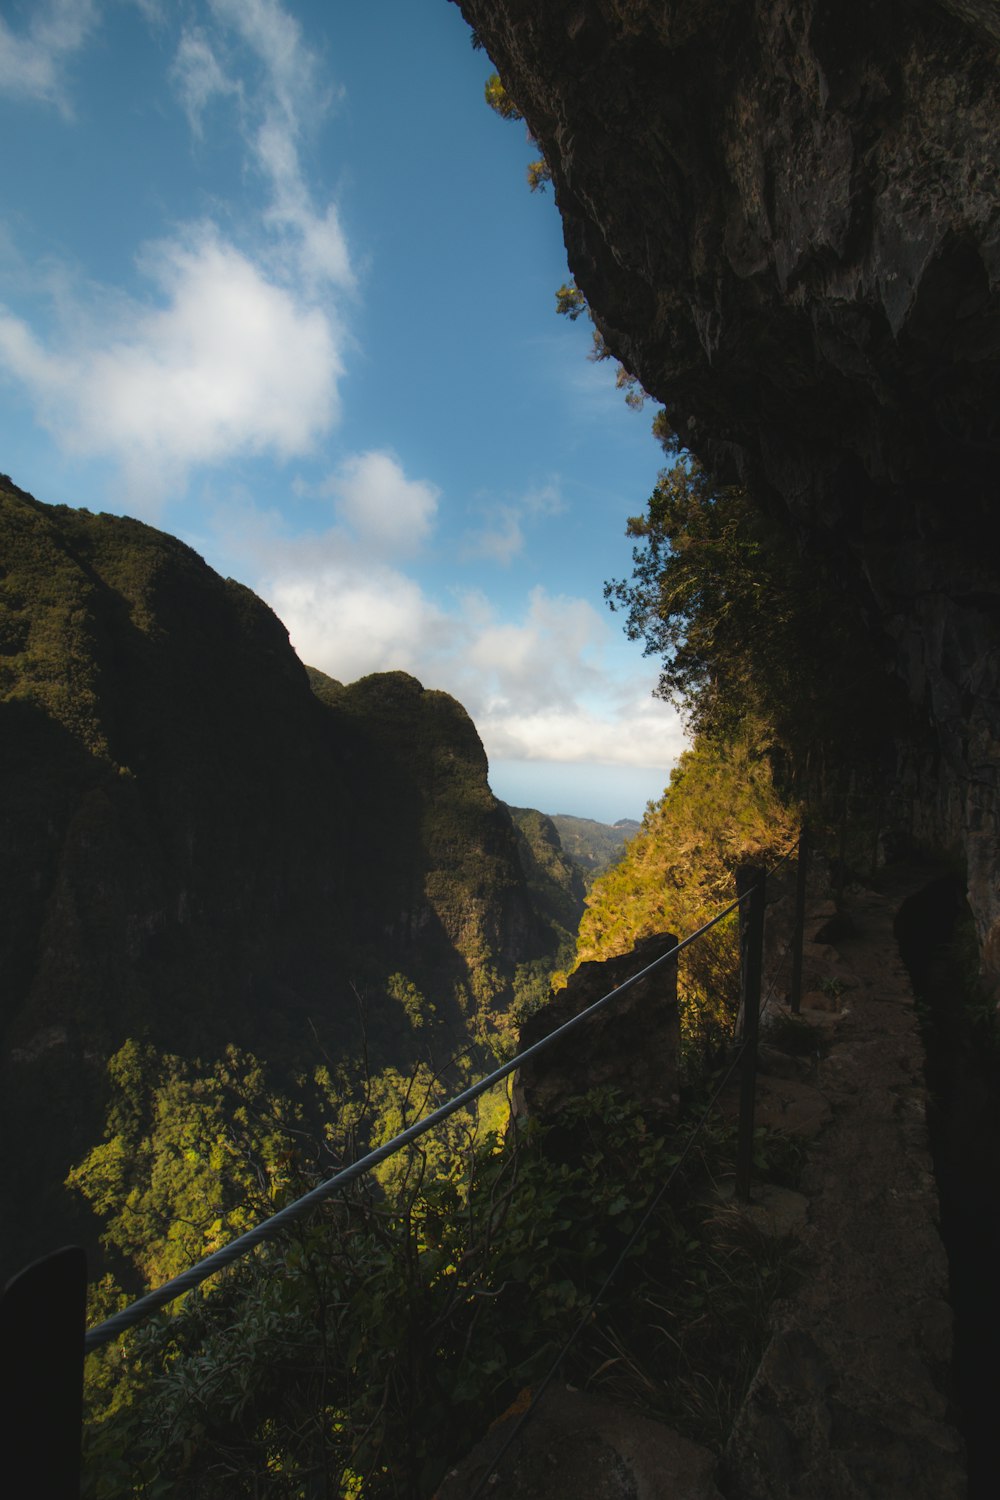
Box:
85;840;800;1353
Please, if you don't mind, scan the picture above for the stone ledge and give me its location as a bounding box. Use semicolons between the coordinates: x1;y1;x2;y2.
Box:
435;1384;723;1500
722;870;966;1499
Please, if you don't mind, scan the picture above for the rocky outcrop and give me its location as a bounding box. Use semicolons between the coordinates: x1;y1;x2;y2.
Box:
436;1384;723;1500
513;931;681;1130
455;0;1000;991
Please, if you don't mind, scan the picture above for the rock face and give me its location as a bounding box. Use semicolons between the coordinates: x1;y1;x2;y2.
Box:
455;0;1000;989
436;1384;723;1500
723;871;965;1498
513;931;681;1130
0;477;560;1275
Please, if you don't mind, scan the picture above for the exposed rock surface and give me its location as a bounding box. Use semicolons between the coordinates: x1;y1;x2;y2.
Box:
723;868;965;1498
435;1384;723;1500
455;0;1000;990
513;931;681;1130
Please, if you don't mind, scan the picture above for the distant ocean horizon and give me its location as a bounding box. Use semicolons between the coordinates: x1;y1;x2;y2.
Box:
489;757;671;826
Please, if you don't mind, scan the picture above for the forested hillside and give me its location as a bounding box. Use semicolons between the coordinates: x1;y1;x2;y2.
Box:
548;812;639;881
572;737;797;1062
0;475;572;1283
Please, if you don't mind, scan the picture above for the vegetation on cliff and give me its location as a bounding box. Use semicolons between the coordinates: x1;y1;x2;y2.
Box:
572;736;796;1062
605;449;914;790
0;475;570;1284
79;1072;797;1498
548;812;639;881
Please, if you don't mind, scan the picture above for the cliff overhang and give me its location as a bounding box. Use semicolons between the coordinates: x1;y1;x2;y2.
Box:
456;0;1000;987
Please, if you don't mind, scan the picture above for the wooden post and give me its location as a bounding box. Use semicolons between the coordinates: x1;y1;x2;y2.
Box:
790;827;809;1016
735;867;766;1204
0;1246;87;1499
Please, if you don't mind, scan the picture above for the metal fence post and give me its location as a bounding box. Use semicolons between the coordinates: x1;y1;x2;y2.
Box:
790;827;809;1016
735;867;766;1204
1;1245;87;1499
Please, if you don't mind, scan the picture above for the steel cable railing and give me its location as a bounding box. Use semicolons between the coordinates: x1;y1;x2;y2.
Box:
465;858;799;1496
85;888;751;1352
3;832;808;1500
466;1020;757;1500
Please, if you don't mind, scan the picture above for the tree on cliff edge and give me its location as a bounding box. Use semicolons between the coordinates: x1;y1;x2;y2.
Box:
606;453;911;787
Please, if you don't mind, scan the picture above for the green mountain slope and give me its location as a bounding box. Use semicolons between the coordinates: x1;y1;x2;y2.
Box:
574;737;797;1060
0;475;564;1278
505;805;587;942
549;812;640;879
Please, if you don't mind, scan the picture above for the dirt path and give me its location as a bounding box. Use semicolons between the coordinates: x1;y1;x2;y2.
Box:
723;866;966;1499
438;864;968;1499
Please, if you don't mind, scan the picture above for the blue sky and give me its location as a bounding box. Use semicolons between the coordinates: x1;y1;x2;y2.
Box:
0;0;685;823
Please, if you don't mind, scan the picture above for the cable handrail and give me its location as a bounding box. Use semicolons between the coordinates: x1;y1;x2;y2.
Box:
0;833;808;1499
85;881;761;1353
466;865;797;1496
466;1028;755;1500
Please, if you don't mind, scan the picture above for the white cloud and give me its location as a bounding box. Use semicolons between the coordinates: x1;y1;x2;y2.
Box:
461;478;567;566
255;115;353;290
462;506;524;565
328;451;439;557
462;587;605;715
210;0;324;122
0;0;97;110
0;1;355;506
269;563;452;685
219;503;682;773
171;27;239;136
172;0;353;294
522;480;566;518
476;702;682;769
0;229;343;504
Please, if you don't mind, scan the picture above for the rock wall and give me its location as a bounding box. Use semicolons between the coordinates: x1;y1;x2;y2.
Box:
513;931;681;1132
455;0;1000;990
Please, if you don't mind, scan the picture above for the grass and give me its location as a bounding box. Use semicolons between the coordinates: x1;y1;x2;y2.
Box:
579;1189;803;1450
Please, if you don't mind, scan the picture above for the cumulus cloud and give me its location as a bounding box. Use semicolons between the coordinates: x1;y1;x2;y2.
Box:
220;498;682;772
0;230;343;504
270;563;453;685
0;0;96;110
461;588;605;715
475;702;683;769
1;0;354;507
328;451;440;557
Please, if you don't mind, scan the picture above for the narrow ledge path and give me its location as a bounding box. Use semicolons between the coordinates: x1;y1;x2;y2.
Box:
723;864;966;1500
438;863;968;1499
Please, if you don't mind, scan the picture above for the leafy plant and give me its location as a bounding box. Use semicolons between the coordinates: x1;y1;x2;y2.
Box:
79;1074;802;1497
574;735;798;1075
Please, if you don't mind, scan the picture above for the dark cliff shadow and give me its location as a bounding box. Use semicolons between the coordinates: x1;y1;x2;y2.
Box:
895;875;1000;1500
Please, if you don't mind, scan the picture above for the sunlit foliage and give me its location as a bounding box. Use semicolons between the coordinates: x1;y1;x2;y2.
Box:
79;1078;795;1498
483;70;552;191
575;737;797;1067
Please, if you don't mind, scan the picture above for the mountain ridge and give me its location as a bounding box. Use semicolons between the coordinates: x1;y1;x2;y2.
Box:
0;474;576;1278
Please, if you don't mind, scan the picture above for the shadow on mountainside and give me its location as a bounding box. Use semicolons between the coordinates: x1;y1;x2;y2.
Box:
896;876;1000;1500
